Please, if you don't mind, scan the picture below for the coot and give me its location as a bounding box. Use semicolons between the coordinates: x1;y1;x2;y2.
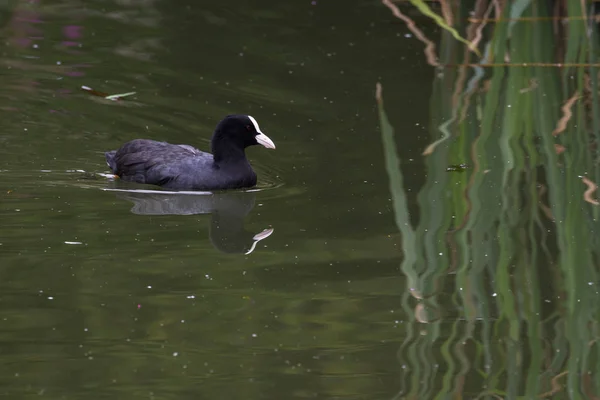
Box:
105;114;275;191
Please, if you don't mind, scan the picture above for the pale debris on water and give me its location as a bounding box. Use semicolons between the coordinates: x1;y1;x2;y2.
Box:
81;85;136;101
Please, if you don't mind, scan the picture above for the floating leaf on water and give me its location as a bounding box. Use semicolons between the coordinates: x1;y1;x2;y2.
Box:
105;92;136;100
81;85;108;97
81;85;136;101
446;163;469;172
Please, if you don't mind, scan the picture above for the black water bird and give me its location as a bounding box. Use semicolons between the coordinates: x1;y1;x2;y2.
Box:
105;115;275;191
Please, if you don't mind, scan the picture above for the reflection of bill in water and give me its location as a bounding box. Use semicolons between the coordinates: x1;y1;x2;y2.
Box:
105;187;274;255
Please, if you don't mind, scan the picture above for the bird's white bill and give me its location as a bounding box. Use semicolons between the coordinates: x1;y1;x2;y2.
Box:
256;133;276;149
245;228;275;255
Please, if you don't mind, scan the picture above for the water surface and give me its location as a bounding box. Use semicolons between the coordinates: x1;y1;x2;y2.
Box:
1;0;432;398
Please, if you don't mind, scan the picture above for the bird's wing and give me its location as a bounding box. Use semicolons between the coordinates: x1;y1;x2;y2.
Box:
114;140;210;186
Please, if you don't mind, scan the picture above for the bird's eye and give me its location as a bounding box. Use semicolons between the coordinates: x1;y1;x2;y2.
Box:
246;125;252;131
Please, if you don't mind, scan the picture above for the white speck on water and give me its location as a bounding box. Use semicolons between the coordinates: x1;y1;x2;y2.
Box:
492;293;497;297
181;320;185;324
404;33;412;38
48;296;54;300
147;285;152;289
252;333;257;338
186;295;195;299
65;241;82;245
173;352;178;357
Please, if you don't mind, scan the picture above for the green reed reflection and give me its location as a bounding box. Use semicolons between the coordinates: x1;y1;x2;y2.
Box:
379;1;600;399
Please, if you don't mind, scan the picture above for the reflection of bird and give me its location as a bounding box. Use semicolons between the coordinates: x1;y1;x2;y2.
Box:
112;190;273;254
105;115;276;191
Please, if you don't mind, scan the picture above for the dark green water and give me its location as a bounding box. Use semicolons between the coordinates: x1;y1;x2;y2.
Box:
0;0;433;398
5;1;598;399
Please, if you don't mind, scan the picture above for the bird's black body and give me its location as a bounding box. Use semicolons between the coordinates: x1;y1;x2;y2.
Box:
105;114;275;191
